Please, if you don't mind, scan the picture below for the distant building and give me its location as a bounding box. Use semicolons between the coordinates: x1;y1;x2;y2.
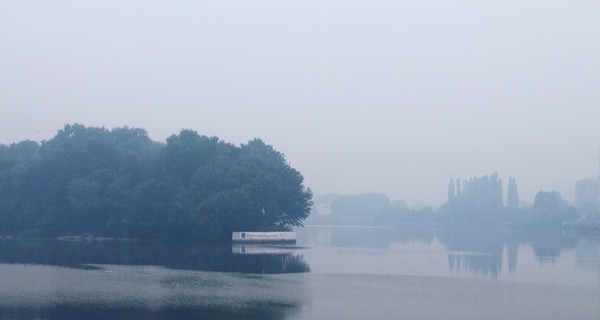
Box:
575;149;600;210
575;178;599;209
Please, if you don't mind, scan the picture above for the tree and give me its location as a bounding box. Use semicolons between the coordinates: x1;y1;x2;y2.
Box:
163;130;224;186
0;141;42;236
439;172;505;224
526;190;577;227
533;191;566;210
176;138;313;241
447;178;456;202
240;139;313;229
0;124;313;241
506;177;519;208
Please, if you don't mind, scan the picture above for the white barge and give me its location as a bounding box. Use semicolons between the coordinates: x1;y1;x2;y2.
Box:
231;231;296;244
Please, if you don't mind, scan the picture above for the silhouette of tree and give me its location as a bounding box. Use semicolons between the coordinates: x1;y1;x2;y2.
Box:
0;125;312;241
506;177;519;208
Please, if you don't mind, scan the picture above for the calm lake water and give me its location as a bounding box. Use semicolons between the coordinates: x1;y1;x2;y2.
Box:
1;225;599;319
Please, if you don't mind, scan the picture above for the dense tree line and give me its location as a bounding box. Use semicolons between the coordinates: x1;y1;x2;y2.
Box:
0;124;312;241
442;173;505;223
440;172;578;227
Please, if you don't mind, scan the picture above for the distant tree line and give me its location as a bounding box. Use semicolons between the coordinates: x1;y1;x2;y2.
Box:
440;172;578;228
307;193;434;226
309;172;586;230
0;124;313;241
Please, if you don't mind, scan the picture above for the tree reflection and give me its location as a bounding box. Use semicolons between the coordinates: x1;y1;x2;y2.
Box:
574;235;600;287
0;239;310;274
437;227;581;277
300;225;594;279
0;240;308;320
0;304;300;320
437;227;512;277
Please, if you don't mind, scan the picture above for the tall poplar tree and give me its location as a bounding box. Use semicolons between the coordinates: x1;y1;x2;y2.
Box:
507;177;519;208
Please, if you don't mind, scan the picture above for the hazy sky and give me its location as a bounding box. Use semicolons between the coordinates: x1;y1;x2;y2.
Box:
1;1;599;206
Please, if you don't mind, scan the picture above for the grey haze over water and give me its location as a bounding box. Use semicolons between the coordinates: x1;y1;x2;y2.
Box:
1;1;599;205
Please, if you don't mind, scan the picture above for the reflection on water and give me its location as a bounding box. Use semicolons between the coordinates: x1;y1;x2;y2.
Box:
0;239;309;274
438;227;579;278
0;239;311;319
1;227;598;281
1;226;600;320
1;305;296;320
298;226;600;285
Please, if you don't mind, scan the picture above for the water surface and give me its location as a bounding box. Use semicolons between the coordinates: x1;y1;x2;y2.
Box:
1;226;599;319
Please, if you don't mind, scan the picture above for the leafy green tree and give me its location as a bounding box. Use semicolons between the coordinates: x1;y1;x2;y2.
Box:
240;139;313;229
0;141;42;235
175;138;313;241
163;130;224;186
0;125;313;241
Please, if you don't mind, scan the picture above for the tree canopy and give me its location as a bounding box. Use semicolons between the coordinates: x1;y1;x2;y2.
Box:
439;172;581;228
0;124;312;241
